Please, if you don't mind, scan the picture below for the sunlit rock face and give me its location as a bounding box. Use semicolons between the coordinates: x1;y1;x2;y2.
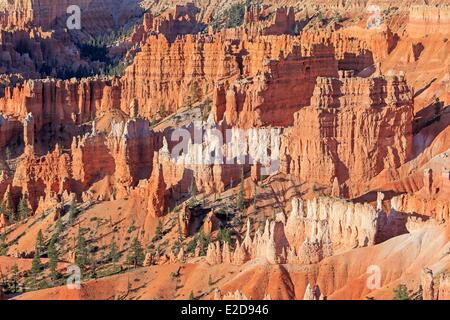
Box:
0;1;449;302
0;0;141;31
207;196;382;266
281;74;414;198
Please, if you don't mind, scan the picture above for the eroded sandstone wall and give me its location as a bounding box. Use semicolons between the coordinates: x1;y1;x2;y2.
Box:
206;196;382;266
0;0;141;32
0;77;122;135
407;5;450;38
281;73;414;197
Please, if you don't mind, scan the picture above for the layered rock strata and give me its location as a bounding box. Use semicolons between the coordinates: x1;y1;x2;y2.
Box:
281;74;414;197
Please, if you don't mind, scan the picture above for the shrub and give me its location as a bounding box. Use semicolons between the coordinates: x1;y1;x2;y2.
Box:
0;231;8;256
225;3;246;28
197;232;211;256
217;228;232;245
126;238;145;268
393;284;409;300
212;2;252;30
152;222;164;242
186;237;198;254
17;197;30;221
68;199;79;222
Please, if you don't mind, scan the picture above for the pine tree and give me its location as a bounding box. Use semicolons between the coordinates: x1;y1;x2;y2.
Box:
153;221;163;242
90;252;98;279
7;208;15;224
237;167;245;211
68;199;78;222
253;181;258;209
75;229;90;271
55;216;63;236
17;197;30;221
10;263;19;293
29;234;43;289
0;231;8;256
197;231;211;256
217;228;232;245
29;254;41;289
109;237;120;265
35;230;44;256
126;237;144;268
47;239;59;281
0;199;14;223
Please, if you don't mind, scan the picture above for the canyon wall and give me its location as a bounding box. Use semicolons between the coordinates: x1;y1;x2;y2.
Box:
1;117;155;213
407;5;450;38
207;196;383;266
281;73;414;197
0;28;81;77
0;0;142;32
0;77;122;135
213;41;339;127
0;18;404;137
